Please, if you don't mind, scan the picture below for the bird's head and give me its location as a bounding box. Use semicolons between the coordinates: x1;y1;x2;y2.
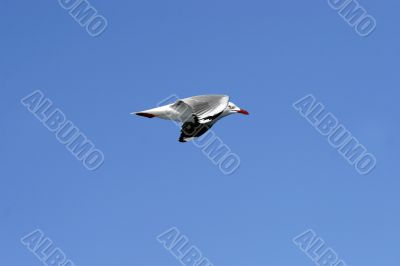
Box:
227;102;249;115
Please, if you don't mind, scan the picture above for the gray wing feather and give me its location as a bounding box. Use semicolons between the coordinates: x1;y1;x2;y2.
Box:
179;95;229;123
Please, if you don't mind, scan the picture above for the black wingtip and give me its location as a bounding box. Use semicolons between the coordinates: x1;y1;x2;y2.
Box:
135;112;156;118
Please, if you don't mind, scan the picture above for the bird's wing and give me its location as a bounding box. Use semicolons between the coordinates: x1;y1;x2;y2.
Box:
171;95;229;124
178;115;213;142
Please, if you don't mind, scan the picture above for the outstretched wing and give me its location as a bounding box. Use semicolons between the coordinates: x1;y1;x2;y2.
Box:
174;95;229;123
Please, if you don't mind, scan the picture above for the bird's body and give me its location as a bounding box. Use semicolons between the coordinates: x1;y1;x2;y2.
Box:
134;95;249;142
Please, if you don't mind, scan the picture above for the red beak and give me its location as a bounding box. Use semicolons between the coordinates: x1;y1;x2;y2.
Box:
237;109;249;115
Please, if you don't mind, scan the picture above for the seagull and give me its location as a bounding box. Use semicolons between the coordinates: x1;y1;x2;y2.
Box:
133;95;249;142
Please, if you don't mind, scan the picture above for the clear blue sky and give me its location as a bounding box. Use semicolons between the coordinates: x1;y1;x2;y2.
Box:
1;0;399;265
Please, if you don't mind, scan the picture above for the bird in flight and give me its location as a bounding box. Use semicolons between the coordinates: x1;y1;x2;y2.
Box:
134;95;249;142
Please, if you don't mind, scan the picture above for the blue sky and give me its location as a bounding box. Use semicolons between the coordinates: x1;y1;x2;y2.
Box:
1;0;399;265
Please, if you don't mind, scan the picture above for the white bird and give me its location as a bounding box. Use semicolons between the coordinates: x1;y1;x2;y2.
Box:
133;95;249;142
